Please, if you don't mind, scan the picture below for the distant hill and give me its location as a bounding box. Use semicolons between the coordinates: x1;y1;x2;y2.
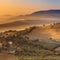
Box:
0;20;42;28
16;10;60;20
0;20;43;32
9;10;60;20
31;10;60;15
30;10;60;17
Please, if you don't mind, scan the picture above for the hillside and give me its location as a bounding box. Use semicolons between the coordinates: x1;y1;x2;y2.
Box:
0;23;60;60
27;23;60;41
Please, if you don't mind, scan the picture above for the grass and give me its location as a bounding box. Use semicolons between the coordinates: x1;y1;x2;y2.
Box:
38;41;60;50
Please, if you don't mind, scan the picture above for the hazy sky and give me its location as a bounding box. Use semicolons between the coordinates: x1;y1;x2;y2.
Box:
0;0;60;15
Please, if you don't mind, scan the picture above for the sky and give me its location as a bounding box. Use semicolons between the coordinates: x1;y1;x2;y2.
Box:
0;0;60;16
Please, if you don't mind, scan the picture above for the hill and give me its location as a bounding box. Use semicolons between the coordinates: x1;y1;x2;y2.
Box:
0;23;60;60
30;10;60;17
31;10;60;15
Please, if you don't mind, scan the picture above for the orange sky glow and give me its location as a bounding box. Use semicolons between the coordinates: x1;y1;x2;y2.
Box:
0;4;49;16
0;0;60;16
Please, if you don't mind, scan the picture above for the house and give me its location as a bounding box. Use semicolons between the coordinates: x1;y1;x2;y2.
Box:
8;41;13;45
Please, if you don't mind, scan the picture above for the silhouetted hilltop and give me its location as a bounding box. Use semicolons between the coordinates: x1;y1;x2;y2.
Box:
31;10;60;16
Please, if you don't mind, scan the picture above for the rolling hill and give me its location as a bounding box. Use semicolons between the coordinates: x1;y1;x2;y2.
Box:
0;23;60;60
27;23;60;41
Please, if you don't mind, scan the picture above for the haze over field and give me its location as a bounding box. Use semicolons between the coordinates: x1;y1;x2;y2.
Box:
0;0;60;24
0;10;60;32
